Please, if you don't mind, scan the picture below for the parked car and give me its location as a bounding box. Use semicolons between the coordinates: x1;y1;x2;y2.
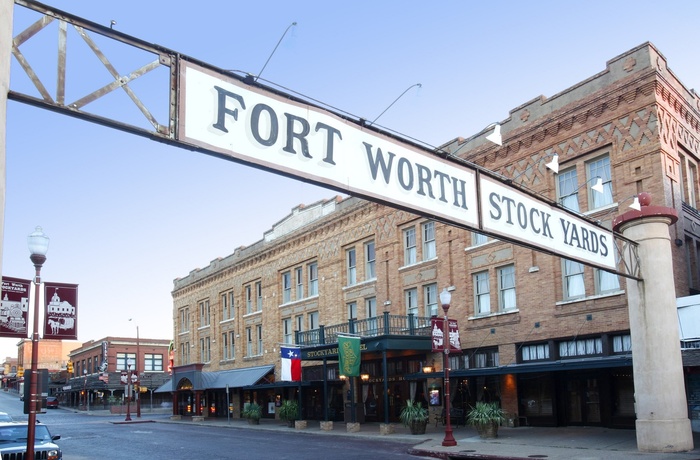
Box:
0;421;61;459
0;412;12;422
46;396;59;409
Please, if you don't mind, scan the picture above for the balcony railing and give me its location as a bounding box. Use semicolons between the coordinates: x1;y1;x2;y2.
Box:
295;311;432;346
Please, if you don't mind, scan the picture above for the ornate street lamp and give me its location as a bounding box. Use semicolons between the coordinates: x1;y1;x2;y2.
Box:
26;226;49;459
125;360;133;422
439;288;457;447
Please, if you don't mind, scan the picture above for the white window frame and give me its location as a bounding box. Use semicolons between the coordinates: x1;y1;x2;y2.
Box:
564;259;585;299
424;283;438;317
474;271;491;314
365;240;376;280
404;227;417;265
498;264;516;311
347;248;357;286
557;167;580;212
422;221;436;260
308;262;318;296
282;271;292;304
295;267;304;300
587;155;613;209
348;301;357;320
283;318;293;344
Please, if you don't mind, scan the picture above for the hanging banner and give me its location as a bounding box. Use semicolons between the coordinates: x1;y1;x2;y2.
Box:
0;277;31;338
43;282;78;340
338;335;361;377
431;318;462;353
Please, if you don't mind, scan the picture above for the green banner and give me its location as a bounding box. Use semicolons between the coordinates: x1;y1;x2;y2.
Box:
338;336;361;377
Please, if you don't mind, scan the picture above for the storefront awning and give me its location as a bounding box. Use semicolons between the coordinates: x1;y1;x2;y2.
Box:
157;365;275;392
154;380;173;393
202;365;274;389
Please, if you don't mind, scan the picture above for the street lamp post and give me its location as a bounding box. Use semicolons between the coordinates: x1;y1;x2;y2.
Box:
129;319;142;418
26;226;50;459
439;288;457;447
125;361;132;422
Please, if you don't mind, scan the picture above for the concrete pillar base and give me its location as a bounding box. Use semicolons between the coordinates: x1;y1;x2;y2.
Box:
379;423;395;435
170;415;182;420
320;421;333;431
294;420;307;430
346;422;360;432
636;419;694;452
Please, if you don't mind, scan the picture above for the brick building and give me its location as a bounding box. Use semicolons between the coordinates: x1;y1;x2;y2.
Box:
63;336;171;410
168;42;699;429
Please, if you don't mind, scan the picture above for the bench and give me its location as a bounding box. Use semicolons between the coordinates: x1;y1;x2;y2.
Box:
439;408;465;427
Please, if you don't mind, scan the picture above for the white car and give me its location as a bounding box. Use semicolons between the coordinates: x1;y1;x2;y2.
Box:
0;421;61;459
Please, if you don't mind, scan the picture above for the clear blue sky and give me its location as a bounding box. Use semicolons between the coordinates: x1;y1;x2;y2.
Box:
2;0;699;359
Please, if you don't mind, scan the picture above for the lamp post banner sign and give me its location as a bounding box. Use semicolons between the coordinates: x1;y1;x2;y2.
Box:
431;318;462;354
43;282;78;340
338;335;361;377
0;277;31;338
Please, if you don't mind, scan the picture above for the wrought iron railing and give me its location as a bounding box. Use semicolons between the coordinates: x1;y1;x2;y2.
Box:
296;311;432;346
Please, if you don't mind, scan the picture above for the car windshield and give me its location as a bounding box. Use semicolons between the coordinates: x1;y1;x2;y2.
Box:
0;426;52;443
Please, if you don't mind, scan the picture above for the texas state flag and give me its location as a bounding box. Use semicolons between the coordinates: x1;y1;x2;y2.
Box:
280;346;301;382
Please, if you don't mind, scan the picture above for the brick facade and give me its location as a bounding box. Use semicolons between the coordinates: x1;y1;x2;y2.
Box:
171;42;699;428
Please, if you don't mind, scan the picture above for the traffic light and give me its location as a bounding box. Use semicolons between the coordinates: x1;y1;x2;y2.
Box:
17;367;23;378
66;361;73;374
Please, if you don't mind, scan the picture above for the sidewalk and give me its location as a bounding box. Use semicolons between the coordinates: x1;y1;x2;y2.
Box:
94;409;700;460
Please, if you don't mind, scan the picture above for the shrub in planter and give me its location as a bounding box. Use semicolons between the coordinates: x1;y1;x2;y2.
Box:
466;402;506;439
399;400;429;435
242;402;262;424
278;400;300;427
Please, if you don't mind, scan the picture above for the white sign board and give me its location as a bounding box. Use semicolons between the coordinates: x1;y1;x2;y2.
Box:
479;176;616;269
180;62;479;231
179;61;615;271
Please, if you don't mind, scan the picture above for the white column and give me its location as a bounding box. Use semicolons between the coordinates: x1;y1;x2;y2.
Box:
617;213;693;452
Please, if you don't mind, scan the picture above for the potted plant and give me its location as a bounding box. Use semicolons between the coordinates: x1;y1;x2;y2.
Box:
399;399;429;435
466;402;506;439
242;402;262;425
278;399;300;427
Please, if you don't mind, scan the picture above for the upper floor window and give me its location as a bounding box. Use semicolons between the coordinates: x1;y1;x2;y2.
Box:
282;271;292;304
116;352;136;371
222;331;235;360
295;315;304;333
308;312;319;330
472;348;499;368
221;291;234;321
295;267;304;300
256;281;263;311
498;265;516;311
422;222;436;260
557;168;580;212
199;300;210;326
563;259;585;299
559;338;602;357
472;232;488;246
404;227;417;265
179;307;190;332
587;155;613;209
405;288;418;319
257;325;263;355
282;318;293;344
474;271;490;315
365;241;376;280
596;267;620;294
424;283;438;317
144;353;163;371
246;327;253;357
613;334;632;353
347;248;357;286
521;344;550;362
245;285;253;314
308;262;318;296
679;151;699;209
200;337;211;363
347;302;357;321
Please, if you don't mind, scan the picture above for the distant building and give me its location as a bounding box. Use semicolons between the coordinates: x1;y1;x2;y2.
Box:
64;337;171;410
